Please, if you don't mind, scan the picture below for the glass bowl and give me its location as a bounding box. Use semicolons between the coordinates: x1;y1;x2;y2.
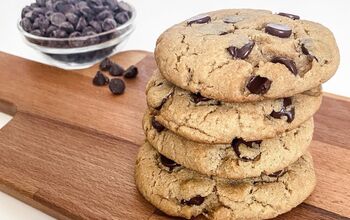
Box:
18;1;136;70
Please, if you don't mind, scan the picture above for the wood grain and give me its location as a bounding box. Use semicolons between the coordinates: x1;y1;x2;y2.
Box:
0;51;349;220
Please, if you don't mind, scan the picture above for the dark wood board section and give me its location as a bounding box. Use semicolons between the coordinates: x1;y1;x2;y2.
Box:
0;51;349;219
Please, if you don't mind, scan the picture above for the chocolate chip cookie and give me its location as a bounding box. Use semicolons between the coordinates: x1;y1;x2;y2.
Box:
143;110;313;179
155;9;339;102
146;71;322;143
135;142;316;219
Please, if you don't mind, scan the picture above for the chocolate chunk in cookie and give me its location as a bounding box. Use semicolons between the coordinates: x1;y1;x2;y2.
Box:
270;97;295;123
227;41;255;59
277;12;300;20
181;196;205;206
246;76;272;94
187;15;211;26
265;23;292;38
271;57;298;75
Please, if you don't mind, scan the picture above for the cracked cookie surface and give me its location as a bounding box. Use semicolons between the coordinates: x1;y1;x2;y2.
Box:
135;142;316;219
146;71;322;143
155;9;339;102
143;110;313;179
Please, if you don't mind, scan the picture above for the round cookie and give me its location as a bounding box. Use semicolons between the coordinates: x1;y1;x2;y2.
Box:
135;142;316;220
155;9;339;102
143;110;313;179
146;71;322;143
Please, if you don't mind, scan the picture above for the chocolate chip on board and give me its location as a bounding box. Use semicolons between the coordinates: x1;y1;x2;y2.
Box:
187;15;211;26
271;57;298;75
151;116;165;132
265;23;292;38
277;12;300;20
109;63;125;76
181;196;205;206
93;71;109;86
246;75;272;94
109;78;125;95
159;154;180;170
123;65;138;78
227;41;255;59
100;57;112;71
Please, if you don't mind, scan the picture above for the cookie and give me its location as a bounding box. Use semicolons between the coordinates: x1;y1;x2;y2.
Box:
155;9;339;102
143;110;313;179
135;142;316;219
146;71;322;143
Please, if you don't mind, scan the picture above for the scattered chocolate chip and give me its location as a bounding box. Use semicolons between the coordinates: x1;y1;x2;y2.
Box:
246;76;272;94
99;57;112;71
271;57;298;75
181;196;205;206
227;41;255;59
151;116;165;132
231;138;262;162
268;169;287;177
270;97;295;123
109;63;125;76
159;154;179;170
187;15;211;26
277;12;300;20
190;93;211;103
109;78;125;95
124;65;138;78
265;23;292;38
93;71;109;86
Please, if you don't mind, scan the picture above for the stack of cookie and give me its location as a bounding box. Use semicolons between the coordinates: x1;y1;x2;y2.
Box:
136;9;339;219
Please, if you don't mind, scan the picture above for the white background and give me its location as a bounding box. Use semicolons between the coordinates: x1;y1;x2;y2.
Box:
0;0;349;219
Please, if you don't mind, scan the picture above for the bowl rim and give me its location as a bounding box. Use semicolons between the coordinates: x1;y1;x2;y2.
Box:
17;0;136;42
23;24;135;54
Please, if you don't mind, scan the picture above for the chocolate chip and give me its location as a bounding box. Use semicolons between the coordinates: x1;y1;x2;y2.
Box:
100;57;112;71
301;44;319;62
93;71;109;86
151;116;165;132
87;0;104;13
181;196;205;206
246;76;272;94
219;31;229;36
52;29;68;38
109;63;124;76
115;11;130;25
46;25;57;37
231;138;262;162
223;16;243;24
21;18;33;32
89;20;102;33
268;169;287;177
190;93;211;103
30;29;42;36
102;18;117;31
187;15;211;26
22;6;32;19
227;41;255;59
76;17;87;32
159;154;179;170
124;65;138;78
277;12;300;20
50;12;66;26
109;78;125;95
271;57;298;75
66;12;79;26
97;10;113;21
265;23;292;38
270;97;295;123
59;22;74;33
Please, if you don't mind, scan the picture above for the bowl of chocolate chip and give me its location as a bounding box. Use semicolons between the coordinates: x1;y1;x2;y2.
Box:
18;0;136;70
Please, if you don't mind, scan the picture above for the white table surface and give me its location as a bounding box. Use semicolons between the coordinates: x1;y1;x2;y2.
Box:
0;0;349;219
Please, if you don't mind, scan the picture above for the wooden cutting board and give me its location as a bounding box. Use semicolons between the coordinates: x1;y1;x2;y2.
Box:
0;51;349;220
